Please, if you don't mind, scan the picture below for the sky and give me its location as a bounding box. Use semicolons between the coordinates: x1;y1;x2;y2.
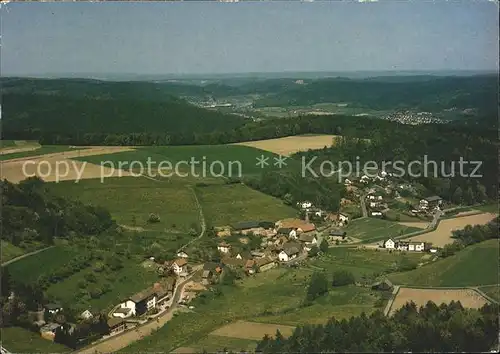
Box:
1;1;498;76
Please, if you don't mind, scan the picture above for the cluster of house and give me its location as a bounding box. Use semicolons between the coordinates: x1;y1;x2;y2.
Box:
366;192;389;217
344;171;391;187
383;238;437;253
407;195;443;215
213;217;322;274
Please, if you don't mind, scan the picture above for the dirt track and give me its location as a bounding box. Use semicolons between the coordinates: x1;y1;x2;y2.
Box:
233;135;339;156
1;147;134;183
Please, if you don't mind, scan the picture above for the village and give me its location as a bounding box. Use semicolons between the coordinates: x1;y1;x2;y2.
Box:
32;169;447;342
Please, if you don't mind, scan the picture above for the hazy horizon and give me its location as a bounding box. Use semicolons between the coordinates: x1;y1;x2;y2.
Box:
2;1;498;76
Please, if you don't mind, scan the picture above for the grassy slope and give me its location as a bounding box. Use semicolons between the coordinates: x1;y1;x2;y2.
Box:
253;285;378;326
197;184;297;227
121;269;309;353
5;246;78;284
389;239;499;287
1;327;69;353
478;285;500;303
183;336;258;353
310;247;425;279
0;240;26;263
0;145;84;161
75;144;290;177
45;260;159;312
48;177;200;233
345;217;421;243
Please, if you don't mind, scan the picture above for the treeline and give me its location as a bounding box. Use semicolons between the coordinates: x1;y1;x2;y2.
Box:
255;301;499;353
296;122;498;201
0;266;110;349
2;92;244;142
1;177;114;247
245;170;346;212
440;216;499;258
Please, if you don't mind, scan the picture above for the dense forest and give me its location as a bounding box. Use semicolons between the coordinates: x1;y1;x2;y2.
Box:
1;177;114;247
253;75;498;113
254;301;499;353
2;76;497;144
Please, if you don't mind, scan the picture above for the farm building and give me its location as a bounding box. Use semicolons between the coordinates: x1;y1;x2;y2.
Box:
107;318;126;335
395;241;425;252
40;323;63;341
79;309;93;320
338;213;350;225
256;257;276;272
276;218;316;233
371;279;394;291
279;243;301;262
245;259;256;274
176;251;189;259
384;239;395;249
44;303;63;315
217;242;231;254
329;230;346;238
171;258;188;275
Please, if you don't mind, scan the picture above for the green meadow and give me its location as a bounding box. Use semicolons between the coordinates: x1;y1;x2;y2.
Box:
74;144;294;177
389;240;499;287
345;217;421;243
197;183;297;226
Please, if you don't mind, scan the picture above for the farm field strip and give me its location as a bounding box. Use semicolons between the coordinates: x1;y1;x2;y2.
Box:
233;134;339;156
401;212;498;247
209;321;295;340
345;218;421;242
1;146;134;183
389;287;490;316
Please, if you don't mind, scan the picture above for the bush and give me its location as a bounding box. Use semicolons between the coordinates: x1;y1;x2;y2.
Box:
332;270;355;287
147;213;161;223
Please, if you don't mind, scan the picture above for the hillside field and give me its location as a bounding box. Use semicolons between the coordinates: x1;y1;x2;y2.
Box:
48;176;200;233
1;241;26;263
1;327;69;353
345;218;421;243
0;145;83;161
5;246;78;284
388;240;498;287
75;144;293;177
196;183;297;226
309;247;425;280
233;134;339;156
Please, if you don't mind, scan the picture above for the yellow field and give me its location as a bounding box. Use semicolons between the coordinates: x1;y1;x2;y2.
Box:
402;213;498;247
390;287;489;315
1;147;134;183
209;320;295;340
233;135;339;156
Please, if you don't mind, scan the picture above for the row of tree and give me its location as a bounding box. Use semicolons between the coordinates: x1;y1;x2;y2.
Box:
255;301;499;353
1;177;115;248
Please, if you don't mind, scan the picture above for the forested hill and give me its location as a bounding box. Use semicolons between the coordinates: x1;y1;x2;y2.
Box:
253;75;498;113
2;78;245;141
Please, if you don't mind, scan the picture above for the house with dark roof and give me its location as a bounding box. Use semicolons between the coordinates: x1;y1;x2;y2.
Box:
107;317;126;335
256;257;276;272
278;242;301;262
371;279;394;291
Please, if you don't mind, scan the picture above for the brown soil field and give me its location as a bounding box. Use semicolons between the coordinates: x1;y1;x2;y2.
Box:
402;213;497;247
1;147;135;183
398;222;429;229
0;146;40;155
454;210;481;217
390;287;489;315
210;320;295;340
233;135;339;156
